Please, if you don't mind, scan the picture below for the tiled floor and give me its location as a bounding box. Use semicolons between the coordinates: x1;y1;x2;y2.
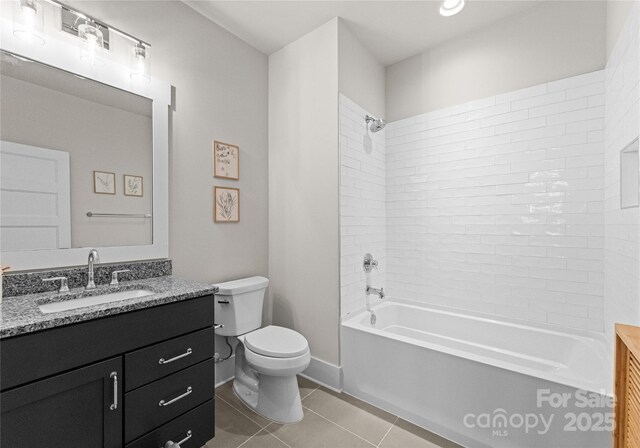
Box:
207;377;461;448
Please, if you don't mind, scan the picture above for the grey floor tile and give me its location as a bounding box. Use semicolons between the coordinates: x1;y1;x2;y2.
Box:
298;375;320;399
379;419;461;448
240;430;290;448
215;381;272;427
267;408;375;448
302;387;396;445
206;399;262;448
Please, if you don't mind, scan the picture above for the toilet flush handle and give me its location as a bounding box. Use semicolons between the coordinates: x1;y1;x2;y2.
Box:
214;324;224;330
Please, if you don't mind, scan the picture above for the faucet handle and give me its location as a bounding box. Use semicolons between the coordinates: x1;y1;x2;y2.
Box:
110;270;131;286
363;253;379;273
43;277;69;293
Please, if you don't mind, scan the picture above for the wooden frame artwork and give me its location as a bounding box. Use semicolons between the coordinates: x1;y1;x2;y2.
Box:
214;187;240;223
213;140;240;180
93;171;116;195
124;175;144;197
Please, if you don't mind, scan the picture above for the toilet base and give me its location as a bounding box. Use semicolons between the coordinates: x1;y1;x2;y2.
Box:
233;376;304;424
233;343;305;424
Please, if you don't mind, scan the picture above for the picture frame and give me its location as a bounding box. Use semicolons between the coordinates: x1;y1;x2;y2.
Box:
214;186;240;223
213;140;240;180
124;174;144;197
93;170;116;195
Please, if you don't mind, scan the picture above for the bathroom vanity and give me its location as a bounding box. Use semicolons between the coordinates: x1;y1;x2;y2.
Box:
0;273;217;448
0;4;214;446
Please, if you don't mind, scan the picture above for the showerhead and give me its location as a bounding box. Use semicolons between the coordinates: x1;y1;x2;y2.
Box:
365;115;386;133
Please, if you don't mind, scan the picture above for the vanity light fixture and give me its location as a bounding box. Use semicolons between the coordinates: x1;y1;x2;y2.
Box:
13;0;152;73
12;0;45;45
439;0;465;16
130;42;150;82
78;18;105;66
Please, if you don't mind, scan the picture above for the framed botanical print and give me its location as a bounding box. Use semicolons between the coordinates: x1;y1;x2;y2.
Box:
93;171;115;195
213;140;239;180
124;175;143;197
214;187;240;223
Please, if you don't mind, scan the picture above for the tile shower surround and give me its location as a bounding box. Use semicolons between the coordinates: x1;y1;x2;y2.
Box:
340;95;387;317
341;70;607;332
604;3;640;345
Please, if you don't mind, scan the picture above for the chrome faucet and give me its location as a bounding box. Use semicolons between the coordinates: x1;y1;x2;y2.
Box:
366;285;385;300
86;249;100;290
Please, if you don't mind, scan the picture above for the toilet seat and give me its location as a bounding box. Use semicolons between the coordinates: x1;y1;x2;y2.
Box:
244;325;309;358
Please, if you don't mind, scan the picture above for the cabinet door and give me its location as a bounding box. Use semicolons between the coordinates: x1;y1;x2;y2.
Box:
1;356;122;448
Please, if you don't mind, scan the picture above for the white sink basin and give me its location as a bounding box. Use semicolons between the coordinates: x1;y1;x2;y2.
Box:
38;289;155;314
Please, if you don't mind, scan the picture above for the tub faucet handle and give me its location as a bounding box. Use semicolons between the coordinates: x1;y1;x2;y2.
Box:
363;253;379;273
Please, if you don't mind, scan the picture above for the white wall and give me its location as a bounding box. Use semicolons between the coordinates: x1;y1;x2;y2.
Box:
65;0;269;384
339;95;386;317
338;21;386;119
604;2;640;345
269;19;341;368
385;72;606;331
386;1;607;121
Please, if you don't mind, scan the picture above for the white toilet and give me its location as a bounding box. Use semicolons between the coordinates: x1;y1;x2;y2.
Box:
213;276;310;424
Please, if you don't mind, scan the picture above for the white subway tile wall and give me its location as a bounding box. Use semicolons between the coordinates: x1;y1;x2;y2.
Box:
385;72;606;331
604;4;640;345
340;95;386;317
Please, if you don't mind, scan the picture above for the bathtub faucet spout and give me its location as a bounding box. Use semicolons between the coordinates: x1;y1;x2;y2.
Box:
366;285;385;300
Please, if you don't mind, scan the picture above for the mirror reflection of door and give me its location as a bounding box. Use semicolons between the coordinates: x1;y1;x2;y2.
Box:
0;142;71;251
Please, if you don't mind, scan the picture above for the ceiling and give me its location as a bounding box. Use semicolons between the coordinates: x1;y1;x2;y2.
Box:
184;0;543;66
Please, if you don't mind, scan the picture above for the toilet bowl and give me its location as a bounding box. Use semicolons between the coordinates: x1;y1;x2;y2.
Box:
213;277;311;424
234;326;310;423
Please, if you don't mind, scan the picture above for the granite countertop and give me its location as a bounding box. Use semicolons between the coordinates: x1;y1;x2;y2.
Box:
1;276;217;338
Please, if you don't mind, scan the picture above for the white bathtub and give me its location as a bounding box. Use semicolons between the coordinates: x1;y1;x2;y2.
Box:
341;300;613;448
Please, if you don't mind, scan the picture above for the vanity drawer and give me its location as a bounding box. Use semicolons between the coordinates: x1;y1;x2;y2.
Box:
125;358;214;443
126;399;214;448
125;327;214;391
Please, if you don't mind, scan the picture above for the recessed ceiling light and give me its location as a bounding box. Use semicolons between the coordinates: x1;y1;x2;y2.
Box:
440;0;466;16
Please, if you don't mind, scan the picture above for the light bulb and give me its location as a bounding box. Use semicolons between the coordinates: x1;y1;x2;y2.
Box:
440;0;465;16
130;43;150;82
13;0;45;45
78;19;105;66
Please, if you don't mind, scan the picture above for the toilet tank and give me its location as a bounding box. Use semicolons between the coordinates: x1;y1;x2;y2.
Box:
213;276;269;337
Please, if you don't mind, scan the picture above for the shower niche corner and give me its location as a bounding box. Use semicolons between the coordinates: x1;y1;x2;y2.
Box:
621;139;640;209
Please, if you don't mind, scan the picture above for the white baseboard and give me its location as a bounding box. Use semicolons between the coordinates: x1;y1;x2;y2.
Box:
301;356;342;392
214;354;342;392
214;355;235;387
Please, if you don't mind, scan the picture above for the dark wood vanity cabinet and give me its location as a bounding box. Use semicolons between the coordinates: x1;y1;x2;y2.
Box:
0;295;216;448
1;357;123;448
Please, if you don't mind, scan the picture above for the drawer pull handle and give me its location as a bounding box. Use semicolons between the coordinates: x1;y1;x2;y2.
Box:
163;431;192;448
110;371;118;411
159;386;192;407
217;300;230;304
159;348;192;365
177;430;193;445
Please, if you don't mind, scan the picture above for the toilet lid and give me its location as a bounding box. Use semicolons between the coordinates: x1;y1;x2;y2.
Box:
244;325;309;358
